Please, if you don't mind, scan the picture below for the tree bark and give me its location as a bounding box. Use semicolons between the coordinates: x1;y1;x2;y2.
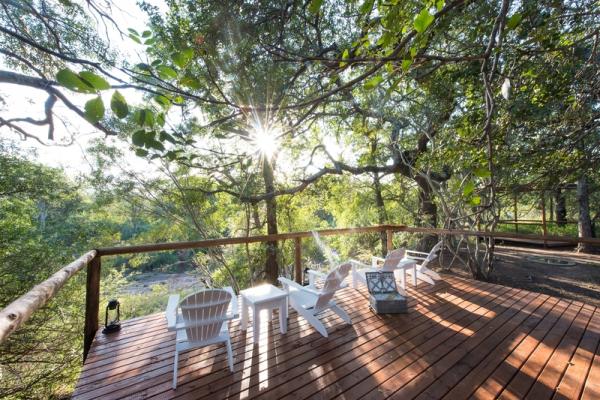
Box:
373;173;388;256
577;175;595;253
555;187;567;226
414;175;438;251
262;159;279;283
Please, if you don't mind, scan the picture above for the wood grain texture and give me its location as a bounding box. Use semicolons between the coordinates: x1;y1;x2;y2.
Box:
72;275;599;400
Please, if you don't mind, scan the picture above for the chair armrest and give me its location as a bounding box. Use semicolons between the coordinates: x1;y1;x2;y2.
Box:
307;269;326;279
397;259;417;268
307;269;326;287
278;277;321;296
349;259;369;269
166;294;180;330
406;250;429;257
223;286;239;319
278;276;303;291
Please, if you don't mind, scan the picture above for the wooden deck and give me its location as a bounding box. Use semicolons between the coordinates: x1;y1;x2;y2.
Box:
72;275;600;399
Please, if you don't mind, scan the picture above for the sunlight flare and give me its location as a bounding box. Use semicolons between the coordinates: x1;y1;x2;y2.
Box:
250;123;280;159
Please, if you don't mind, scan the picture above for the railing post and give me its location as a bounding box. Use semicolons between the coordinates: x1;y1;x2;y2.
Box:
83;255;101;362
541;192;548;247
294;238;302;284
386;229;394;253
514;194;519;233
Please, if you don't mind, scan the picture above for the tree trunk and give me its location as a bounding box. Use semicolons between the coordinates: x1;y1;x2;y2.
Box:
555;187;567;226
262;160;279;283
577;175;594;253
414;175;438;251
373;173;388;256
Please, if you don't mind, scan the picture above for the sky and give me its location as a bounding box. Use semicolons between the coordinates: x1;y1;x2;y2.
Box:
0;1;166;177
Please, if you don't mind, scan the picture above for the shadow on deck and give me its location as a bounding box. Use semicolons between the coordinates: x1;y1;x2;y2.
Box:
72;275;600;399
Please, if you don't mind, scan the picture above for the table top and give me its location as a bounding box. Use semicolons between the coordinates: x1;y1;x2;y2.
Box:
241;284;288;304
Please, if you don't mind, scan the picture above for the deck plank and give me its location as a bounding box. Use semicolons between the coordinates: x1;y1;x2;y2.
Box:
554;306;600;400
72;275;599;400
445;298;571;399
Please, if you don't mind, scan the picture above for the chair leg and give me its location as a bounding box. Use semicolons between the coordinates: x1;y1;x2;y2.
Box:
304;312;328;337
172;350;179;389
419;265;441;280
330;303;351;325
226;338;234;372
417;271;435;285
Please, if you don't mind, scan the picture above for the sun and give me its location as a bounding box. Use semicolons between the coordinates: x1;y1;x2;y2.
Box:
250;123;280;159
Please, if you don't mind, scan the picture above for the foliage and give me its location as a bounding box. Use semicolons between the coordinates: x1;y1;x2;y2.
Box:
0;1;599;397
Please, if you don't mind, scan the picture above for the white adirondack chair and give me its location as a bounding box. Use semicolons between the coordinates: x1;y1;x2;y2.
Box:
350;248;416;293
402;241;444;285
278;263;352;337
165;287;238;389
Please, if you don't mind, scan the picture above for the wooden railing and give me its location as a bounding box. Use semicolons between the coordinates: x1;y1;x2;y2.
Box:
1;223;600;362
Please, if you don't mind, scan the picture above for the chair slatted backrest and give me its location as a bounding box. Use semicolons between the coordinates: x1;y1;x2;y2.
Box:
179;289;232;342
421;241;443;269
381;249;406;271
314;263;352;312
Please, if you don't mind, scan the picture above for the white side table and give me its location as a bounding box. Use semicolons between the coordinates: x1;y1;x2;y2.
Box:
240;284;288;343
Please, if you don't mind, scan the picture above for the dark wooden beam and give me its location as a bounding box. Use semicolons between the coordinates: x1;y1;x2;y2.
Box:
83;255;101;362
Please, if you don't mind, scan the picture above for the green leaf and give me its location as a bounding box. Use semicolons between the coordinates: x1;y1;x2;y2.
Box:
55;68;95;93
135;148;149;157
133;109;155;127
473;167;491;178
463;181;475;197
339;49;350;67
359;0;375;16
156;112;165;127
142;30;152;38
364;75;384;90
79;71;110;90
132;130;147;147
160;130;177;144
146;140;165;151
469;196;482;206
153;94;171;109
506;13;522;30
110;91;129;119
157;66;178;80
171;49;193;68
84;96;104;123
129;34;141;44
414;8;435;33
135;63;151;72
436;0;445;11
401;58;412;72
180;75;202;90
127;28;139;36
308;0;324;14
144;38;157;46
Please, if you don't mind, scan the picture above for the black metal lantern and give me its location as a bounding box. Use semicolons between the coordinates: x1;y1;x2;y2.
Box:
303;267;310;286
102;299;121;334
